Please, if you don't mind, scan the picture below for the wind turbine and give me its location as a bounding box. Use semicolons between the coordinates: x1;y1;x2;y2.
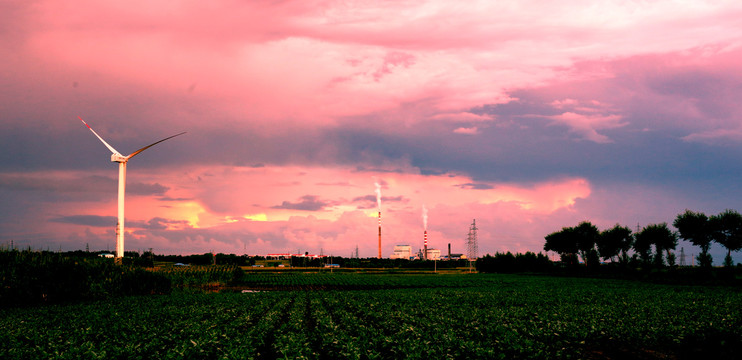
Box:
79;116;185;261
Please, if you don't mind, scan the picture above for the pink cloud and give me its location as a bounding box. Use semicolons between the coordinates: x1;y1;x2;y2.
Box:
14;0;740;134
545;112;626;143
431;112;494;122
453;127;479;135
550;99;578;109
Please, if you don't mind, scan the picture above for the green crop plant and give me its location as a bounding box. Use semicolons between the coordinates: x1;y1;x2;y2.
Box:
1;274;741;359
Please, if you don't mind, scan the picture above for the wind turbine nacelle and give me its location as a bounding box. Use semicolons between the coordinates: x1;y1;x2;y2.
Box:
111;154;128;163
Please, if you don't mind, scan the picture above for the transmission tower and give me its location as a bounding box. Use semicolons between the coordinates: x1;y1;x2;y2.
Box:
466;219;478;260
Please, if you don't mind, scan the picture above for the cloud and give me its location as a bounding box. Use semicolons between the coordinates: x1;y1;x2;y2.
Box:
272;195;333;211
453;127;479;135
682;128;742;144
50;215;116;227
550;99;579;109
352;194;406;210
16;0;736;132
431;112;494;122
129;217;192;231
0;173;167;197
49;215;191;231
545;112;626;143
456;183;494;190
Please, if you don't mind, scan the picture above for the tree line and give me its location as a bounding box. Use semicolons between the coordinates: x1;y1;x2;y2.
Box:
0;249;170;307
543;209;742;268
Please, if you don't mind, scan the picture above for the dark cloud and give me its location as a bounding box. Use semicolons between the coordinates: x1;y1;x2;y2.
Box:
50;215;190;230
352;194;377;203
129;217;191;230
0;173;167;198
50;215;117;227
272;195;332;211
456;183;494;190
0;174;112;194
128;182;168;196
159;196;192;202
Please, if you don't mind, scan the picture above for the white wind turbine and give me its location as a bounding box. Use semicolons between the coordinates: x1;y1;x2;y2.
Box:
79;116;185;260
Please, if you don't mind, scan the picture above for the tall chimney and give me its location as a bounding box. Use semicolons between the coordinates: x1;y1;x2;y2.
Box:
378;211;382;259
424;230;428;260
448;243;451;260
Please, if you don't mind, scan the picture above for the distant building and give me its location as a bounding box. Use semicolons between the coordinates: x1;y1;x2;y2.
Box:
417;248;442;260
390;245;412;259
266;253;326;259
98;253;114;258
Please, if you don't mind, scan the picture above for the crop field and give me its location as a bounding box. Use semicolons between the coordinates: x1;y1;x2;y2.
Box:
1;273;741;359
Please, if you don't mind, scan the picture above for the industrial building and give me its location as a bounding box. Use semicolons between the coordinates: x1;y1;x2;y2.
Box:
390;245;413;259
417;248;441;260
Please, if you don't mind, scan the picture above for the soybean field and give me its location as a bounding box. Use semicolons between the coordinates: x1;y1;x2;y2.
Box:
1;274;741;359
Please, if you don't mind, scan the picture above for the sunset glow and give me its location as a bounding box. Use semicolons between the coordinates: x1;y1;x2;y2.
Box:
2;1;742;263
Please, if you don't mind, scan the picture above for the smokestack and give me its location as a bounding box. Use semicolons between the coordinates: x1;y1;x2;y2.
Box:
448;243;451;260
424;230;428;260
378;211;382;259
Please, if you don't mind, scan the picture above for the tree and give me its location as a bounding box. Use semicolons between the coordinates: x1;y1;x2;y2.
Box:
574;221;600;267
598;224;633;263
673;210;713;268
652;223;678;267
544;221;599;267
635;223;676;267
544;226;578;265
710;209;742;267
633;226;654;265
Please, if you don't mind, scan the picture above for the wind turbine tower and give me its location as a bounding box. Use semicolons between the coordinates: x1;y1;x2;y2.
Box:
80;117;185;261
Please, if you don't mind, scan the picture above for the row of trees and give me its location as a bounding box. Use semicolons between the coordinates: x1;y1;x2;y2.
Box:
476;252;551;273
544;209;742;268
1;249;171;306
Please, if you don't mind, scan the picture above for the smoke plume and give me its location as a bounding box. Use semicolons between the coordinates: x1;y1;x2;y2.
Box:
422;204;428;231
374;181;382;211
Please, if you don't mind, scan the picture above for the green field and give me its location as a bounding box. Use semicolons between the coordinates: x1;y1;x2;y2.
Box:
1;273;741;359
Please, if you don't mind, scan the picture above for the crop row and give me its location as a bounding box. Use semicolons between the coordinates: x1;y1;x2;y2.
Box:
235;272;491;290
1;275;740;359
155;265;243;288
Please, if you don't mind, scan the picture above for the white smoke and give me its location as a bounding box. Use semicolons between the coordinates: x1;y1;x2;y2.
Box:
374;181;382;211
422;204;428;231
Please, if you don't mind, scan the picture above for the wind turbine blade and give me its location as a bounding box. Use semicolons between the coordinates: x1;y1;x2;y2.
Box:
79;116;123;156
126;132;186;160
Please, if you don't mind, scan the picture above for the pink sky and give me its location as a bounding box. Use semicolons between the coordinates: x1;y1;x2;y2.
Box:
2;1;742;263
